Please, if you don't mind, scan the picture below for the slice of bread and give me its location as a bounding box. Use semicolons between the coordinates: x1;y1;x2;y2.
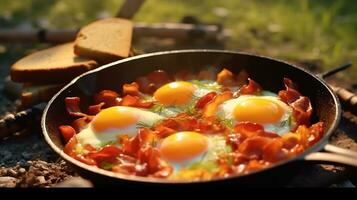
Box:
11;42;98;84
20;84;64;108
74;18;133;64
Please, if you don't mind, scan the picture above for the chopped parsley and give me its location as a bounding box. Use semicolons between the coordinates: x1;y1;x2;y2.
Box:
99;162;117;170
217;116;234;129
136;121;155;129
100;140;118;147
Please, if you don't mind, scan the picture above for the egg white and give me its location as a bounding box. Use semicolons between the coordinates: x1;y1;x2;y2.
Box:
76;106;163;148
217;94;293;135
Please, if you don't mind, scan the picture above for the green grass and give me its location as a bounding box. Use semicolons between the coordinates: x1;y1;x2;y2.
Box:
1;0;356;81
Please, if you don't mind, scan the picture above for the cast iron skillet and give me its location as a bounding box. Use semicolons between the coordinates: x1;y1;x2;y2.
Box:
42;50;357;188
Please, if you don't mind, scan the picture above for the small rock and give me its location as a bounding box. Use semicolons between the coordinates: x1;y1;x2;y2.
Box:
7;168;17;177
18;168;26;174
36;176;47;185
54;177;93;188
0;176;18;188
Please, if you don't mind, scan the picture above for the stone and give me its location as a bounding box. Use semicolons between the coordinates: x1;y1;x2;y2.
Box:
0;176;17;188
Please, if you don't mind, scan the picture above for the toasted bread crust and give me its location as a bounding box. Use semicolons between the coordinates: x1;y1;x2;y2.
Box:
74;18;133;63
20;84;64;108
11;43;98;84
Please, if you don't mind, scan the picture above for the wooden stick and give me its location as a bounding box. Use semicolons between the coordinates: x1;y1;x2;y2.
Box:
0;103;46;139
115;0;146;19
0;23;222;44
330;85;357;115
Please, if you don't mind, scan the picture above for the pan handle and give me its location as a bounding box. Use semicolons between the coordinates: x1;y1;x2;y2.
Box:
304;143;357;167
317;62;352;79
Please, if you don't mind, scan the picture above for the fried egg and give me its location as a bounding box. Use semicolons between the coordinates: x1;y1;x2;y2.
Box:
159;131;229;174
152;80;220;116
154;81;219;105
76;106;163;147
217;95;293;135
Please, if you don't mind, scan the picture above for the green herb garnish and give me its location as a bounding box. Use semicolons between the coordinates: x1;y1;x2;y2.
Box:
279;116;291;127
149;103;166;115
101;140;118;147
217;117;234;128
136;121;154;129
100;162;117;170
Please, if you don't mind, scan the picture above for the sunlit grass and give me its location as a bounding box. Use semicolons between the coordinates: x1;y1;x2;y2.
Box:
0;0;356;80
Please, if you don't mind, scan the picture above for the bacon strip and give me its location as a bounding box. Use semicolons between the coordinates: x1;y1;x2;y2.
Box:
72;116;93;133
216;68;236;87
65;97;87;117
203;91;233;117
122;128;156;156
123;82;140;96
136;70;172;94
238;136;273;159
119;95;154;108
87;146;122;164
234;122;265;139
278;78;301;104
195;92;217;109
87;102;105;115
291;96;313;126
278;78;312;126
262;138;288;162
63;136;78;156
238;78;262;95
94;90;120;107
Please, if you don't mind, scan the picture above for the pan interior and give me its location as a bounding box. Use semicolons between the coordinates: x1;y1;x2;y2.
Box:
42;50;340;184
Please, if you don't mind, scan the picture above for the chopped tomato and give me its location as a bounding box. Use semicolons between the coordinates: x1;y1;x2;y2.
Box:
58;125;76;143
123;82;140;96
216;68;236;86
94;90;120;107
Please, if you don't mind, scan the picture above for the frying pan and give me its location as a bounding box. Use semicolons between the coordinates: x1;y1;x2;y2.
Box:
41;50;357;188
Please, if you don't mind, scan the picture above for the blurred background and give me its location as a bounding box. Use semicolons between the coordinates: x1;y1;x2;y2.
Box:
0;0;356;88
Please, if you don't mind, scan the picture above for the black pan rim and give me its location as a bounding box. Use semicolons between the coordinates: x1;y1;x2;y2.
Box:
41;49;341;184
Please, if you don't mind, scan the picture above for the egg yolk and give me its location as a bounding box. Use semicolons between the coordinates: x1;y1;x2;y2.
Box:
91;106;137;132
233;98;284;124
160;131;208;162
154;81;195;106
